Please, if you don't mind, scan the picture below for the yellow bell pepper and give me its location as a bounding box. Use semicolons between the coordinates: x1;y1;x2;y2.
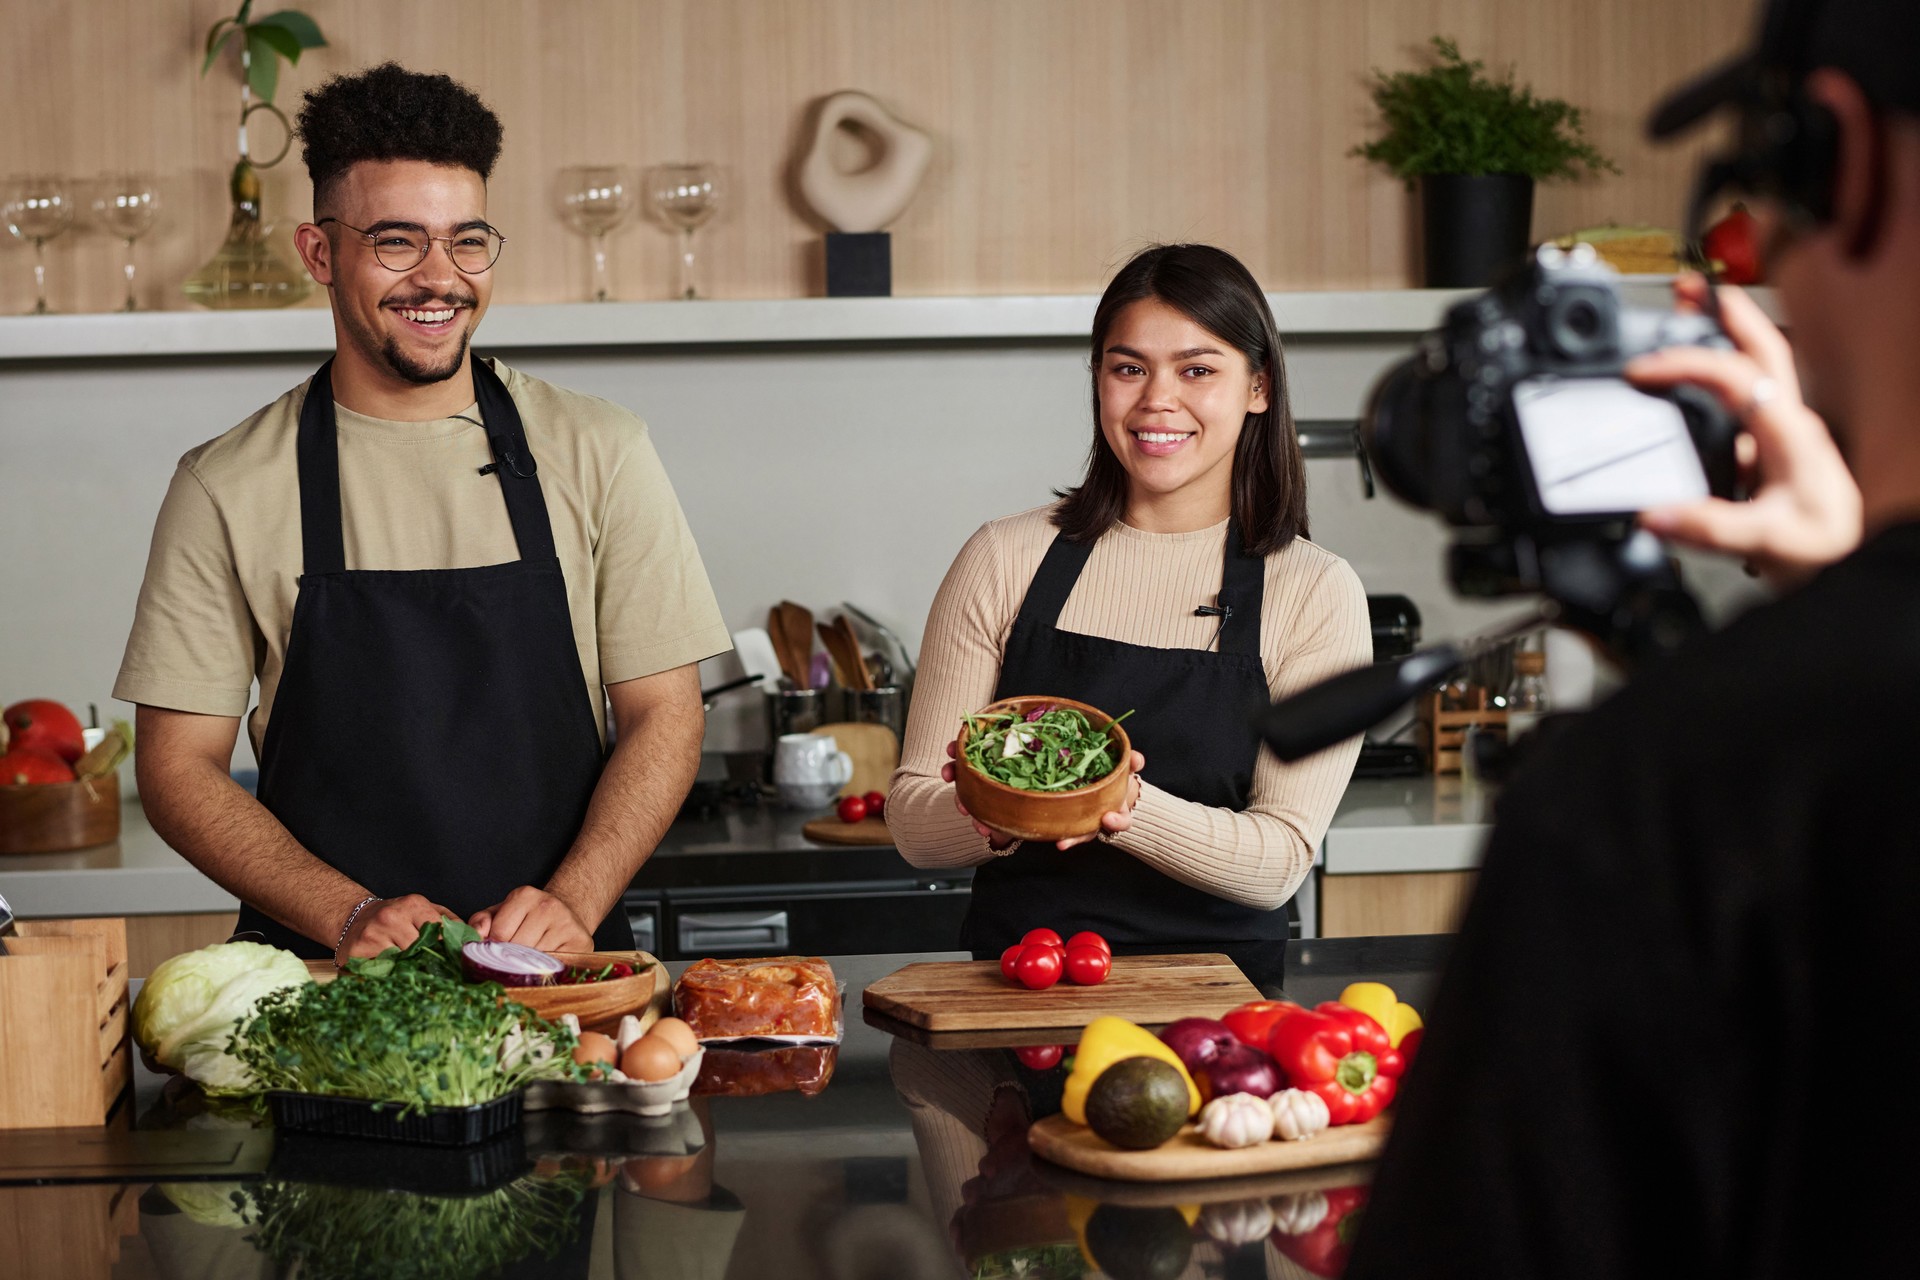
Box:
1338;981;1424;1049
1060;1015;1200;1124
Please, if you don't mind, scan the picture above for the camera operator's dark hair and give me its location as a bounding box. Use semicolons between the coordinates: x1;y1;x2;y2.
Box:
297;63;503;213
1053;244;1307;555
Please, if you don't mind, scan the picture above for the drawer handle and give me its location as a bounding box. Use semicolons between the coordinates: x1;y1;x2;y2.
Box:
678;910;789;953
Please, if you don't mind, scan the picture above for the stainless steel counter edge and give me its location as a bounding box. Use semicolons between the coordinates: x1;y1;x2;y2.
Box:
0;776;1493;916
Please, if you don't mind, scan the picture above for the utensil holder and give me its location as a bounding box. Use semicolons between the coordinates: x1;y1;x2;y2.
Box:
0;917;131;1128
837;686;905;744
1415;690;1508;775
765;688;828;747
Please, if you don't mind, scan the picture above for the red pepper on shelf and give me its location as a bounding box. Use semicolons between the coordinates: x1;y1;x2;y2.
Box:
1267;1005;1402;1125
1220;999;1303;1049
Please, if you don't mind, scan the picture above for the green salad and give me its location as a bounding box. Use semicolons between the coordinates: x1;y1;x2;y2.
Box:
961;703;1133;792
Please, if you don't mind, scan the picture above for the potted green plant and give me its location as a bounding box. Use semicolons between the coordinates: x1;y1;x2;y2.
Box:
183;3;328;309
1354;38;1617;287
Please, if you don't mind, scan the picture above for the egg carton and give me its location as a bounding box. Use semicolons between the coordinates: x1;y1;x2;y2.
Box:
524;1014;704;1117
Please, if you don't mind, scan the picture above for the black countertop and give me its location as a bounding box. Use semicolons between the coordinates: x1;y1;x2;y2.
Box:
1;936;1446;1279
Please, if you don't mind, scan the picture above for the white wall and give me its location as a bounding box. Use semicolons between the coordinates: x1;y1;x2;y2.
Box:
0;336;1763;760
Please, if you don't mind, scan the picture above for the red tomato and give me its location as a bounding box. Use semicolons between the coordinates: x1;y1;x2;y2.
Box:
1063;945;1111;986
1011;944;1064;990
3;700;84;764
1065;931;1110;955
862;790;886;818
999;944;1025;982
0;747;75;786
1012;1044;1064;1070
1020;928;1063;949
836;795;868;823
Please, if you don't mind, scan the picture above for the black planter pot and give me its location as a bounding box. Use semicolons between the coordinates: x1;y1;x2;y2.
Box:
1420;173;1535;287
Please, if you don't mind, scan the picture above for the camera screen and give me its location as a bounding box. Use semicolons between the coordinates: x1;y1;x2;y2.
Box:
1511;377;1709;516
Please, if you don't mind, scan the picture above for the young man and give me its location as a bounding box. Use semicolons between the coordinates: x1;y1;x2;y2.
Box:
1348;0;1917;1273
117;64;729;962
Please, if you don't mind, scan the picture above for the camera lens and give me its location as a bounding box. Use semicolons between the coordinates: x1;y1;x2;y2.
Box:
1359;357;1434;511
1545;285;1617;361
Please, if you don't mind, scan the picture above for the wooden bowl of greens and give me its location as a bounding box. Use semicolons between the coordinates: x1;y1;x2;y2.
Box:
953;696;1134;843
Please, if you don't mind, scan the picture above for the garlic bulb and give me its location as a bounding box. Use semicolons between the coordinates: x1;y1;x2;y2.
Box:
1271;1190;1329;1236
1269;1088;1330;1141
1197;1092;1274;1149
1201;1199;1275;1246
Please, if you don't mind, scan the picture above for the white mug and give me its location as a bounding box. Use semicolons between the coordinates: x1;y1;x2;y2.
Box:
773;733;853;809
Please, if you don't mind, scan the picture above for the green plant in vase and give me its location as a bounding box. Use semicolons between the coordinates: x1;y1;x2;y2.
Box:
183;3;327;309
1353;38;1617;287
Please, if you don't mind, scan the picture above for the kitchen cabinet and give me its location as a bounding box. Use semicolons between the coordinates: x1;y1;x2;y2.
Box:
1317;871;1476;938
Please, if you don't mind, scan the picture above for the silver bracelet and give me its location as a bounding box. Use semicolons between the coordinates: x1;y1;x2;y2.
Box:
333;895;379;967
984;831;1018;857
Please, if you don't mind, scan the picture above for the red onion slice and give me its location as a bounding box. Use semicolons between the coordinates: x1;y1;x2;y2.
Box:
461;940;565;987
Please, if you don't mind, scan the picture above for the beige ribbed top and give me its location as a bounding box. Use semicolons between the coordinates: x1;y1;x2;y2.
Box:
888;504;1372;910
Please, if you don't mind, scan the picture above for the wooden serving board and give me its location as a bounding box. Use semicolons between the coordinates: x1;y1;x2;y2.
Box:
1028;1112;1390;1182
862;953;1262;1032
809;722;898;797
801;816;894;846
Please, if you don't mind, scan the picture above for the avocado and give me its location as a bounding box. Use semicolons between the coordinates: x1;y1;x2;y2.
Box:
1084;1056;1189;1150
1084;1205;1193;1280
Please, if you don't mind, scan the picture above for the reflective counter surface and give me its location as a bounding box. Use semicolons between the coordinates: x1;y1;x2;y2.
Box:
0;938;1445;1279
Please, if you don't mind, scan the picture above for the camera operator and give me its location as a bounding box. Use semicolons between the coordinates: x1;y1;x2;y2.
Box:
1347;1;1916;1274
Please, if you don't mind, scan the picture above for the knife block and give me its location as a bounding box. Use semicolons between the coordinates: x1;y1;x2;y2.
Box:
0;917;131;1128
1416;689;1508;775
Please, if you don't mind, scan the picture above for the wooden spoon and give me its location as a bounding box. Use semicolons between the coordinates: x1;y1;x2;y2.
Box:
817;621;868;690
775;601;815;687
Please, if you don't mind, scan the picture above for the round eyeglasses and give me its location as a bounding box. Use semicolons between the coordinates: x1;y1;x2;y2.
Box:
317;217;506;273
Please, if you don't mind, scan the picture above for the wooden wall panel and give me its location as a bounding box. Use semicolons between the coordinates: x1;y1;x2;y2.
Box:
1319;870;1477;938
0;0;1750;314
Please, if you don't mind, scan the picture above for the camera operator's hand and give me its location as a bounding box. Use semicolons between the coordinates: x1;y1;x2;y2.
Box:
1628;275;1862;591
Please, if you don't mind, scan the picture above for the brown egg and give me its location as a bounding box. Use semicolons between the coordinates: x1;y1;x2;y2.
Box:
573;1031;619;1073
621;1034;684;1083
648;1017;700;1060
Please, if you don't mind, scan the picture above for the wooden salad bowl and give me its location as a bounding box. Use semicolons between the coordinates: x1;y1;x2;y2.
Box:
953;696;1133;844
307;948;659;1030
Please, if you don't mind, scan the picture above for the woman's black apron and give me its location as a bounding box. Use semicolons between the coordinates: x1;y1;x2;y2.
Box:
959;522;1291;981
235;357;634;959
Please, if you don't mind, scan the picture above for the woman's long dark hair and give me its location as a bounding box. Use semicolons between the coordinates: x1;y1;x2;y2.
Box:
1053;244;1307;556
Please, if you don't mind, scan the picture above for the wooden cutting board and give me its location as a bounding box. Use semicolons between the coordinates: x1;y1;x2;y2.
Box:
1028;1112;1390;1181
809;721;898;797
801;816;895;846
862;954;1262;1031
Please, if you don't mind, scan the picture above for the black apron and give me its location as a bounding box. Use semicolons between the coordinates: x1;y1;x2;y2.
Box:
236;357;634;959
959;522;1290;981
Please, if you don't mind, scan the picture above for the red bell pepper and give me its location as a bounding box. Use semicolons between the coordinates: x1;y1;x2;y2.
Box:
1221;999;1302;1049
1269;1185;1370;1278
1398;1026;1424;1070
1267;1005;1402;1125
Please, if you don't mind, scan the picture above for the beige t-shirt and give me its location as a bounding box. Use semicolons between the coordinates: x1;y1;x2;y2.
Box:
887;503;1371;911
114;359;731;760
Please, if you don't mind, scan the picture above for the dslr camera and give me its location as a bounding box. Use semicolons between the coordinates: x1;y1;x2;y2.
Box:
1360;243;1744;661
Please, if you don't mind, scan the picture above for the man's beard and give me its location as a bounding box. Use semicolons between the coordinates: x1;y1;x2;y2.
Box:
378;326;471;385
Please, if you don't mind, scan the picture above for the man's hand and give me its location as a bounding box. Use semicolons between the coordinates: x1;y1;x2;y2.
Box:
1630;274;1863;590
942;740;1148;851
471;886;593;953
338;894;455;962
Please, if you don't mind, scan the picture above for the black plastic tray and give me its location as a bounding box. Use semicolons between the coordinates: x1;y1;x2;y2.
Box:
266;1088;524;1147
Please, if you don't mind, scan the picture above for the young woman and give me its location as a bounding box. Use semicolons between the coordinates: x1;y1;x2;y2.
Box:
888;244;1371;979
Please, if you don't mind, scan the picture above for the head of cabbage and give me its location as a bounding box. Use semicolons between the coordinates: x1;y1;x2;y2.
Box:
133;941;312;1095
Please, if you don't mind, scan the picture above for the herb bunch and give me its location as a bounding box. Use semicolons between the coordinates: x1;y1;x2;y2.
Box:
961;704;1133;792
1353;38;1617;184
230;963;580;1114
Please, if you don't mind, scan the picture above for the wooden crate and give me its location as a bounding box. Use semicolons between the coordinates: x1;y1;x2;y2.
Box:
0;917;131;1129
1415;690;1508;776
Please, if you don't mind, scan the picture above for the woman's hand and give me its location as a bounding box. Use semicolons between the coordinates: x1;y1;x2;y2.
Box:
943;741;1147;852
1628;274;1862;590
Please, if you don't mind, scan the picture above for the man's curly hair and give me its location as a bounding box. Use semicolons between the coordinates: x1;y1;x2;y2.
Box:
297;62;503;212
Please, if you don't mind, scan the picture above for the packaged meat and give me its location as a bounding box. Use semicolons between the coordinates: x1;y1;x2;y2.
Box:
672;956;842;1042
692;1045;838;1098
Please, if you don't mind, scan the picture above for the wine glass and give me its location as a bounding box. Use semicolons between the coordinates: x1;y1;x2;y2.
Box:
2;176;75;315
644;163;723;300
92;174;159;312
556;165;633;302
